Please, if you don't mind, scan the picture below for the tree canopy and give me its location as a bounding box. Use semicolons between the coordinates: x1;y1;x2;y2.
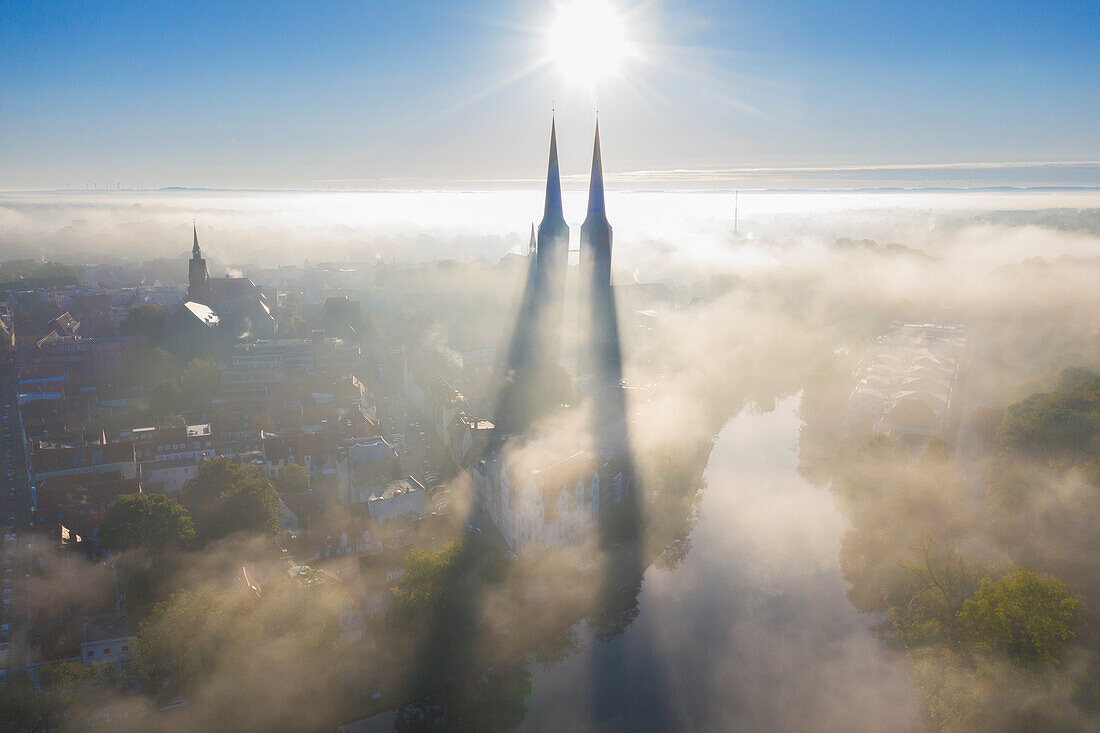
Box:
958;569;1082;667
181;457;244;509
120;303;168;344
181;458;280;541
179;358;221;405
391;535;507;631
133;586;240;698
131;573;346;721
127;346;177;388
98;493;195;553
995;367;1100;458
213;473;281;538
275;462;310;495
148;379;182;418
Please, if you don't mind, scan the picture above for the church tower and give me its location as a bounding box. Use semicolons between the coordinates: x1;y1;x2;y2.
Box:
188;222;210;302
533;117;570;362
580;121;616;354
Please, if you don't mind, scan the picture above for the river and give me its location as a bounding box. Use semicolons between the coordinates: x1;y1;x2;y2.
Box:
519;394;920;731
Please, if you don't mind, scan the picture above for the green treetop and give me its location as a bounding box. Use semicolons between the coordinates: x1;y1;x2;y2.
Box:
98;493;195;553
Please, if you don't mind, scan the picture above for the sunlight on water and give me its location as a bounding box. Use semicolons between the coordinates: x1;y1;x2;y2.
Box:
522;396;918;732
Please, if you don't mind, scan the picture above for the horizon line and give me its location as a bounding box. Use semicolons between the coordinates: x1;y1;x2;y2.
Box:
2;185;1099;196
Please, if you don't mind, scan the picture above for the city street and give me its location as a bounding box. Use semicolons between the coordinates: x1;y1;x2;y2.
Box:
0;370;33;682
372;357;443;490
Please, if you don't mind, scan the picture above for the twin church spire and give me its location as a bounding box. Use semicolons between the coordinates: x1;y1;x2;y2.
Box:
538;115;607;219
536;115;610;259
504;114;617;388
532;113;615;365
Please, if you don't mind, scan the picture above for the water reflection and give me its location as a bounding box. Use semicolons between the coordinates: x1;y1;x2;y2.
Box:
521;395;919;731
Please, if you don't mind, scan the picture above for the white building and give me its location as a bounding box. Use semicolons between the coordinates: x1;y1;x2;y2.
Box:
139;455;204;494
477;449;627;554
81;635;136;666
845;322;965;445
363;477;426;523
343;436;400;504
221;339;315;397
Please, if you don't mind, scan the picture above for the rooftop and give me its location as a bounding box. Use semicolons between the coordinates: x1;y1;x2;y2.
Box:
183;300;219;326
368;477;425;502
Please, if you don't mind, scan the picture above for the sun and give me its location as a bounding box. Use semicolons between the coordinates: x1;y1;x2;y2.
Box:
547;0;635;86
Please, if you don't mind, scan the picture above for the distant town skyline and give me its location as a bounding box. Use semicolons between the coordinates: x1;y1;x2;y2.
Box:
2;0;1097;190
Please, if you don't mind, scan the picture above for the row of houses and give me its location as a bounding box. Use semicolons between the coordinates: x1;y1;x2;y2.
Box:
846;322;966;447
27;418;428;542
222;336;363;399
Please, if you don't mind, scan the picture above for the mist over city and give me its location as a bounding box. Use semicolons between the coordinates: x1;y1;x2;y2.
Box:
1;1;1098;732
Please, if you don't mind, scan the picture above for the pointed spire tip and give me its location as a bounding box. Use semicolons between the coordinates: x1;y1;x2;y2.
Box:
586;118;605;216
542;115;563;221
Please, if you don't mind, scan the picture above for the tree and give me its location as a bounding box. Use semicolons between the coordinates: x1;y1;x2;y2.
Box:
958;569;1082;667
11;307;32;341
391;535;505;629
148;379;182;418
275;462;310;494
120;303;168;344
0;676;52;733
0;661;115;731
391;536;507;623
994;367;1099;458
126;346;177;388
181;458;280;541
98;493;195;553
255;408;280;433
0;335;13;373
890;540;979;648
214;474;280;537
179;358;220;405
276;288;309;337
133;587;236;698
360;310;380;343
395;664;532;733
37;661;101;701
182;457;243;511
278;314;309;338
970;406;1006;448
132;577;345;720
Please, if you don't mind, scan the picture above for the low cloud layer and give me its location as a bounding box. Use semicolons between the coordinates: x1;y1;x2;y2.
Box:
2;189;1099;731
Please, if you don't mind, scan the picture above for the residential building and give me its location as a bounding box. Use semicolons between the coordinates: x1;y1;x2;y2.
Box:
343;436;400;504
139;455;205;494
34;336;147;380
222;339;315;398
123;421;215;463
31;438;137;482
359;477;426;523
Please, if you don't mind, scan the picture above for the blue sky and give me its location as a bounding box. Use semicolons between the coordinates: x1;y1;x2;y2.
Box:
1;0;1097;189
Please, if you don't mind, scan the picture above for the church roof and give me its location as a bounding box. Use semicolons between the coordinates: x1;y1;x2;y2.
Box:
209;276;260;301
182;300;220;327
